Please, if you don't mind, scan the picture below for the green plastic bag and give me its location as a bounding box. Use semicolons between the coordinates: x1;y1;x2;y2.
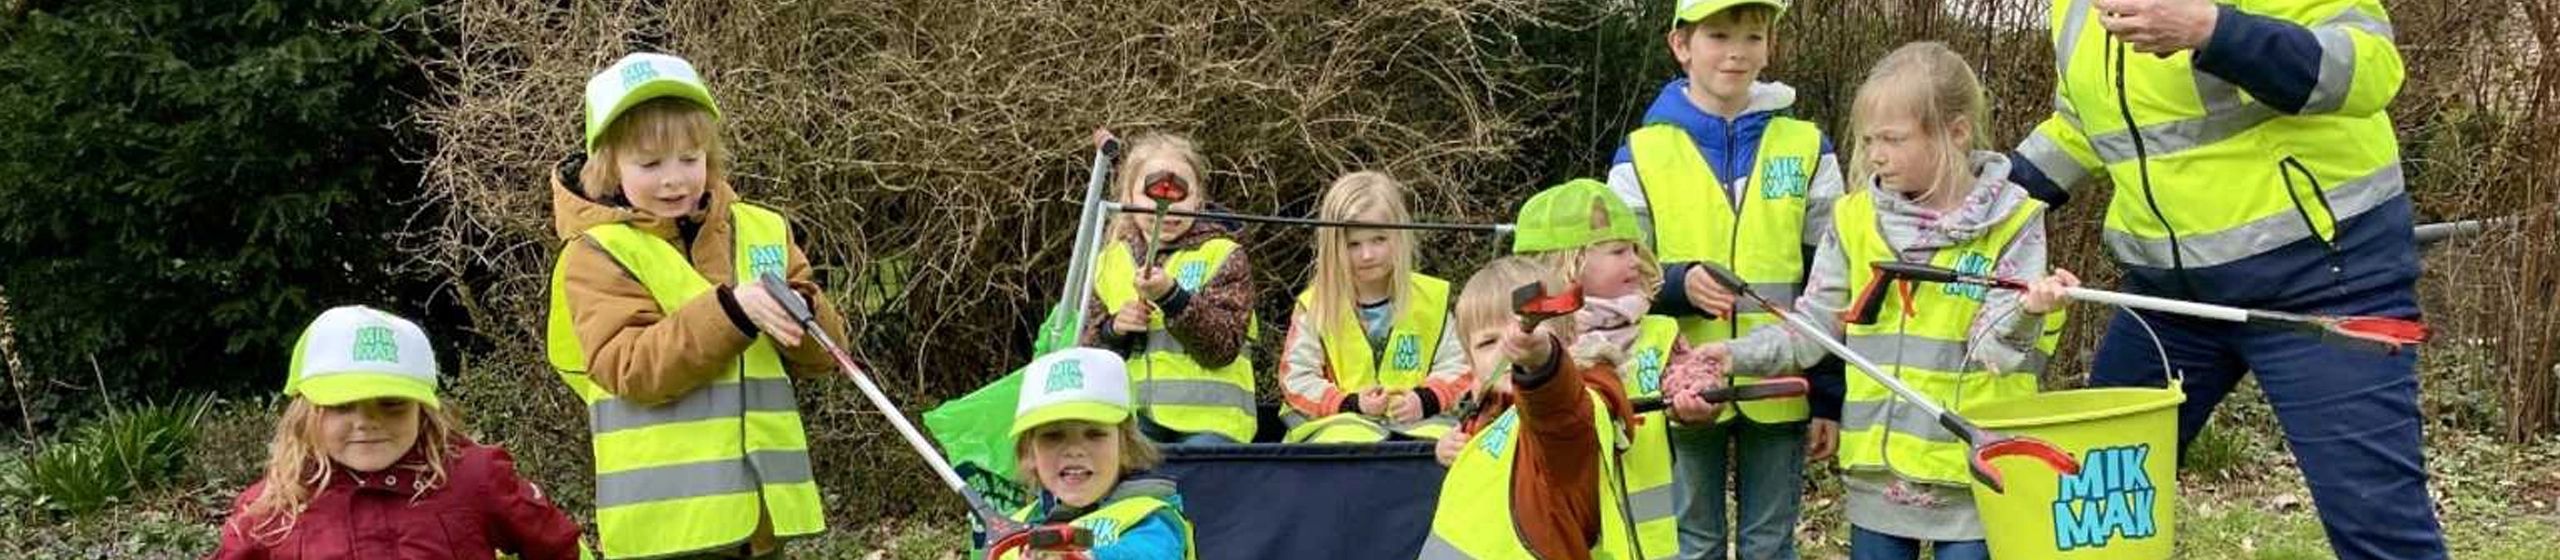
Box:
924;302;1082;529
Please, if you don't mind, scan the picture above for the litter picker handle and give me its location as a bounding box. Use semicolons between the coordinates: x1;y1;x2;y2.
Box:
1629;378;1811;413
755;273;1021;533
1847;261;2027;325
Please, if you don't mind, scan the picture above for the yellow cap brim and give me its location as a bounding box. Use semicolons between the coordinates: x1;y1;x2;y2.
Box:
584;79;723;150
1677;0;1787;23
293;372;441;409
1010;401;1131;438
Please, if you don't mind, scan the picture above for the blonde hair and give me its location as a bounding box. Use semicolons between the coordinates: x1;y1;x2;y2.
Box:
578;97;729;203
1010;419;1163;486
1106;132;1210;246
1847;41;1990;206
1309;171;1417;337
230;397;468;544
1455;257;1624;393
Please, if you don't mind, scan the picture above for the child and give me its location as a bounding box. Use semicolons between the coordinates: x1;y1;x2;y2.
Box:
1079;132;1258;445
545;52;849;558
1602;1;1847;557
1696;42;2077;560
1506;178;1698;559
998;347;1195;559
1424;254;1644;560
217;306;586;559
1278;171;1471;443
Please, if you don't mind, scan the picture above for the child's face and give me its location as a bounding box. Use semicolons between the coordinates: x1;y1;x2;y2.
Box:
614;144;710;219
317;397;422;472
1346;226;1397;288
1122;158;1203;242
1463;320;1518;400
1861;110;1966;199
1028;420;1123;508
1670;15;1771;107
1578;240;1646;299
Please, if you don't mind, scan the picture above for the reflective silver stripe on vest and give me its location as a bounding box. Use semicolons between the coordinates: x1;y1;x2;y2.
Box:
1845;333;2045;376
2305;25;2362;114
596;450;815;507
2321;7;2395;41
1732;282;1802;314
1418;533;1474;560
1146;330;1187;354
1626;482;1677;526
1841;399;1961;444
2088;103;2281;164
588;377;799;434
1135;379;1255;412
2104;162;2405;269
2055;0;2092;79
2017;131;2090;189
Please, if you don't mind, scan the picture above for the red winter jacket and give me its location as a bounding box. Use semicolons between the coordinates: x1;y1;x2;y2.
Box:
212;440;586;560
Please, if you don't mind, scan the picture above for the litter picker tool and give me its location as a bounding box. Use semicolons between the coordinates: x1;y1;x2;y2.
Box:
1848;261;2429;354
1510;281;1583;334
758;273;1093;558
1135;171;1192;270
1628;377;1811;414
1696;264;2080;493
1100;203;1513;234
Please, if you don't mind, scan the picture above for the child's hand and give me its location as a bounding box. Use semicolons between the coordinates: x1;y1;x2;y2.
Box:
2022;268;2082;314
1136;266;1176;301
1807;418;1840;461
1385;390;1424;423
1357;388;1390;416
1665;343;1729;424
732;281;807;346
1683;267;1739;318
1502;323;1558;372
1434;426;1470;467
1110;299;1155;336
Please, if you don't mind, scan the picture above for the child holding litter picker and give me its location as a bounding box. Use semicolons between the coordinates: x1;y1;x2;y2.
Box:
1079;132;1259;445
1692;42;2076;560
216;306;587;559
544;52;847;558
995;348;1197;559
1507;178;1732;559
1423;255;1640;560
1278;171;1473;443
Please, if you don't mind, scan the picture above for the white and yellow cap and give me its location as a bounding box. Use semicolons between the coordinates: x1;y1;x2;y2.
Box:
1675;0;1788;23
583;52;722;150
284;305;441;409
1011;348;1133;438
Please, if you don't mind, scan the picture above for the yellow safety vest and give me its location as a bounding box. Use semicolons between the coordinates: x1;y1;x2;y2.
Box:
1420;390;1643;560
2025;0;2406;272
1832;189;2064;486
998;482;1197;560
543;203;825;558
1095;239;1259;443
1283;274;1458;443
1628;119;1823;423
1616;316;1681;559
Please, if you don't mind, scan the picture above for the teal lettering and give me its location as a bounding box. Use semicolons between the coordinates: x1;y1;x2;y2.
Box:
2053;500;2106;551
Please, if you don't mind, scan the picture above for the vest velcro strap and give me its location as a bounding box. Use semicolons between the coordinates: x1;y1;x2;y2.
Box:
597;449;815;508
588;377;799;433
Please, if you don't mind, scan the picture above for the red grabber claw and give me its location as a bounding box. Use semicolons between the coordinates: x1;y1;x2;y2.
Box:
1971;436;2082;494
1511;281;1584;333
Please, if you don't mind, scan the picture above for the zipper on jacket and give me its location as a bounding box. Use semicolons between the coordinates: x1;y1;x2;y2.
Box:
2113;39;2202;297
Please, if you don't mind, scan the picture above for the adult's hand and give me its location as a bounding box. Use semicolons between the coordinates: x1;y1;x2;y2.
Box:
2096;0;2220;55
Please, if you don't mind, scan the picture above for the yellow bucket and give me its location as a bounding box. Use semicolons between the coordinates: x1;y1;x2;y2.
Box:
1961;382;2184;559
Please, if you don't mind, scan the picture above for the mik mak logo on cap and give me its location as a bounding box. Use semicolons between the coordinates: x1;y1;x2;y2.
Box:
351;325;400;363
1045;359;1086;394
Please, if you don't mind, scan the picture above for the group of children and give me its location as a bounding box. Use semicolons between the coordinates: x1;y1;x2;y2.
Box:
208;0;2084;558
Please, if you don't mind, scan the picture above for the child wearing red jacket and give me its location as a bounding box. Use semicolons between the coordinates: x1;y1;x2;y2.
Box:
214;306;586;559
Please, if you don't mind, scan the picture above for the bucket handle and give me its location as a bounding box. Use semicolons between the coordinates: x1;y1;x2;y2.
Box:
2117;307;2185;389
